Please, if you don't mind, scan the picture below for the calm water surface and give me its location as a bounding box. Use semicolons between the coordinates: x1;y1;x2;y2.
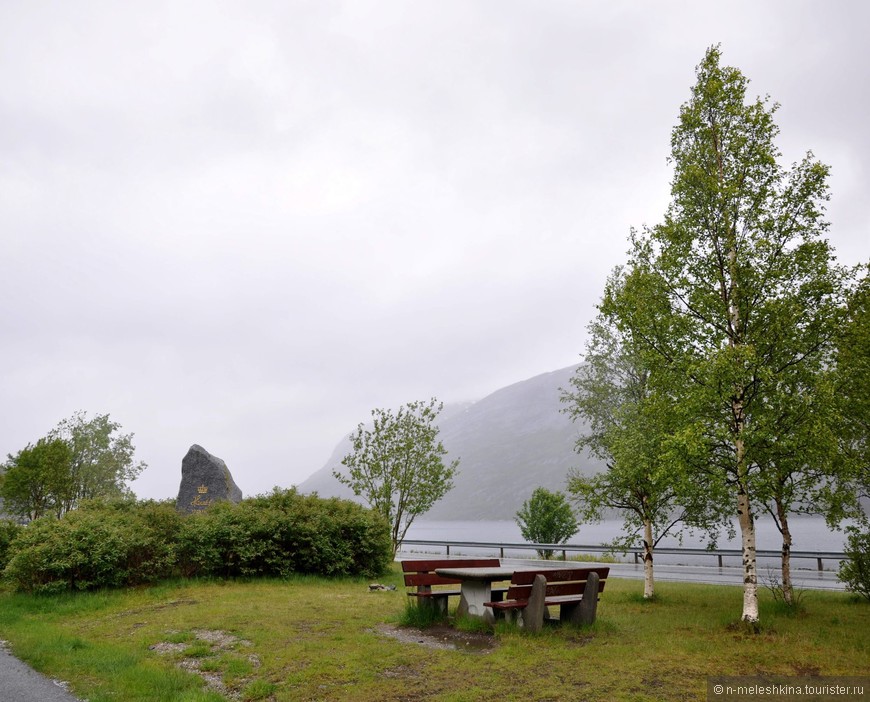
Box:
403;517;850;568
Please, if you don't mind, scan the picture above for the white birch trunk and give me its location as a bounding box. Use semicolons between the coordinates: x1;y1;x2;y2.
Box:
776;499;794;605
727;207;758;623
737;472;759;623
643;518;655;599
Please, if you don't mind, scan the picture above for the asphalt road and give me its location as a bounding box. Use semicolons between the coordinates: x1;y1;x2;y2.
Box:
0;644;82;702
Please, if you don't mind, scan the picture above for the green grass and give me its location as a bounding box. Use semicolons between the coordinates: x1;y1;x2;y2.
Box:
0;569;867;701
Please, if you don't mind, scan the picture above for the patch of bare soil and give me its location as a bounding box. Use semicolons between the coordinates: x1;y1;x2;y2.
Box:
149;629;258;701
375;624;496;653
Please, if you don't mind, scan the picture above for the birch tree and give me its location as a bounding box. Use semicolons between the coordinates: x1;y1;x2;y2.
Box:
606;46;851;623
562;288;727;598
334;398;458;556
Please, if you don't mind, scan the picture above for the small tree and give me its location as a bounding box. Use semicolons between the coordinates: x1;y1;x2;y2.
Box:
49;411;147;514
1;412;146;521
1;438;73;520
334;398;458;556
562;302;727;597
838;523;870;602
515;487;578;559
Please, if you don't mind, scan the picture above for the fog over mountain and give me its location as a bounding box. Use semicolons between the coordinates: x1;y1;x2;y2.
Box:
298;365;605;520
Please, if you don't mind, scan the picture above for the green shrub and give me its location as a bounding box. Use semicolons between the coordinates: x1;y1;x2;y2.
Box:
839;524;870;602
177;489;392;579
3;490;391;592
3;499;181;593
0;519;23;571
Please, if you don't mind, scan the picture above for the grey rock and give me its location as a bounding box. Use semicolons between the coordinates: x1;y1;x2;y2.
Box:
176;445;243;513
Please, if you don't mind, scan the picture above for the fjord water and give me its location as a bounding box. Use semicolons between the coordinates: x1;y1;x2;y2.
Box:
404;516;850;569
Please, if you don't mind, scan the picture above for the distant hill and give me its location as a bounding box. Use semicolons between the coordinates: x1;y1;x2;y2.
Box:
297;365;605;520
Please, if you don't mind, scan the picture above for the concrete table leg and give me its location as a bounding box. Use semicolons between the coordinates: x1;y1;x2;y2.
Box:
518;574;547;633
457;581;495;624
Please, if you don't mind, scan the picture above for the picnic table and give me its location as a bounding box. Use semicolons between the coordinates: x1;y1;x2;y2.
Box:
434;566;515;624
401;558;504;614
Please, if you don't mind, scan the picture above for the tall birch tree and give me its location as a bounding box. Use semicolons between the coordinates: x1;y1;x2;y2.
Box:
606;46;851;623
563;280;727;598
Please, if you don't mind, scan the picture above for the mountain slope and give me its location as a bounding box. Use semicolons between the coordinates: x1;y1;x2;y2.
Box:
297;365;604;520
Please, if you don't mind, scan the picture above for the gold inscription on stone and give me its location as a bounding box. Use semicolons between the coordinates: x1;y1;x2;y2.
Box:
191;485;212;507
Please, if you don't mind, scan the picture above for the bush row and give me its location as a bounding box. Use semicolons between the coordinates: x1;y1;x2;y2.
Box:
0;519;22;572
2;489;392;594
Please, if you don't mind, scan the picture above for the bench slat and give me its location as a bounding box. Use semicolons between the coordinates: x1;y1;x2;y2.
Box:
508;567;610;585
401;558;503;596
404;573;464;587
408;589;462;598
505;581;605;600
505;579;606;600
485;567;610;609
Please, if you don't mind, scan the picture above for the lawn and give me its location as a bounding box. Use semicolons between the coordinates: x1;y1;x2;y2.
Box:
0;566;867;702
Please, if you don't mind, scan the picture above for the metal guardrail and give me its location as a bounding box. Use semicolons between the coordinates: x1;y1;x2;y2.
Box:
398;539;847;571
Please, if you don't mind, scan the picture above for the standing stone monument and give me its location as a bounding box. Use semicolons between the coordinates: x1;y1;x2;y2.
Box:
176;444;243;513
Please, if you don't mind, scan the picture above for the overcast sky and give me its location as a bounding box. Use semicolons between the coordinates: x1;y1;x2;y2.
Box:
2;1;867;501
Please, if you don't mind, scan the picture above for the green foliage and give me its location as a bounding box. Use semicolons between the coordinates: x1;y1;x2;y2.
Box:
1;411;146;521
515;487;578;559
334;398;459;555
834;270;870;502
0;519;22;571
3;499;181;593
838;524;870;602
598;45;856;622
397;599;447;627
49;410;147;513
242;679;277;701
2;491;391;592
1;438;73;520
177;488;392;579
563;288;728;559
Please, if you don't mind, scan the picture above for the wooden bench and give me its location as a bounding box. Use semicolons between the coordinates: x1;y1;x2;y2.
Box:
484;566;610;632
401;558;506;614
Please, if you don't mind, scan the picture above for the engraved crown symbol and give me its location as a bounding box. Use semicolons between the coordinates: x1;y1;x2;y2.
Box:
197;485;209;494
